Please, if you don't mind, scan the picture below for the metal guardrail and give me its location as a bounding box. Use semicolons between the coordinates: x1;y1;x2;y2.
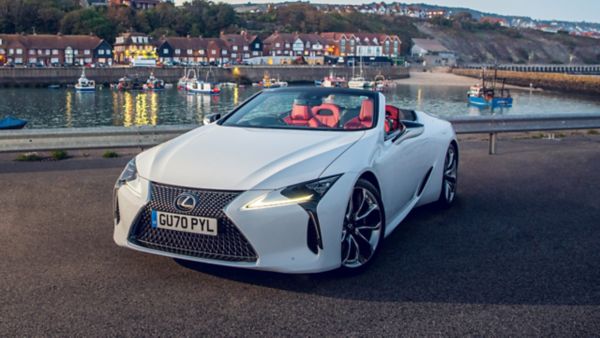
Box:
0;125;196;153
447;113;600;154
1;114;599;154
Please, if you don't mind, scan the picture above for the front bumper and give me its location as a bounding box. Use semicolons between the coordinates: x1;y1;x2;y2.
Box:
113;175;353;273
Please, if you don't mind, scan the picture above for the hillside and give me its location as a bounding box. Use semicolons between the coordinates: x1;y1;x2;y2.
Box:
417;22;600;64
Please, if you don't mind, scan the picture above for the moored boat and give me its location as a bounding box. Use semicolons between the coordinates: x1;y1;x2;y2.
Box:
74;69;95;92
186;80;221;94
143;72;165;91
321;72;347;88
467;69;513;108
112;76;144;91
0;116;27;130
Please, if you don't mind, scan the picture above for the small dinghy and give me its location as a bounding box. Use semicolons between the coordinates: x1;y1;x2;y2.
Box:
0;116;28;130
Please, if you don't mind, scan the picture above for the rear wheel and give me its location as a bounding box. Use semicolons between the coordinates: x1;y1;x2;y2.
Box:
340;179;384;273
437;143;458;207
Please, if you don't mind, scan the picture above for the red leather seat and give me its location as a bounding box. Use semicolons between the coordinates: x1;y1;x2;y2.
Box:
385;105;400;132
308;103;341;128
344;99;374;130
284;103;312;126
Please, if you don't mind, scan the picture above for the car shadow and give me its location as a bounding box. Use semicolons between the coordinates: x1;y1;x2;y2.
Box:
176;196;600;306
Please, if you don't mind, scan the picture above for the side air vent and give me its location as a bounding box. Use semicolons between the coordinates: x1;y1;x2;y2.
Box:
417;167;434;196
306;212;323;254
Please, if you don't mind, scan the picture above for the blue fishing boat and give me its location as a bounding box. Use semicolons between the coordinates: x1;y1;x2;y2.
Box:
467;85;513;107
467;68;513;108
0;116;28;130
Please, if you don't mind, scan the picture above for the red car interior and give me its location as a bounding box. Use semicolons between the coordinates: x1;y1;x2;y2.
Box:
283;102;312;126
385;105;404;133
344;99;374;129
308;103;341;128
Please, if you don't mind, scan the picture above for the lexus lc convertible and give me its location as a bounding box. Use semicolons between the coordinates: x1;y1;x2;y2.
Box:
113;87;458;273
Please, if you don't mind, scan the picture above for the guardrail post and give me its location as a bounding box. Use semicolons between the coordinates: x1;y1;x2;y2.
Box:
489;133;497;155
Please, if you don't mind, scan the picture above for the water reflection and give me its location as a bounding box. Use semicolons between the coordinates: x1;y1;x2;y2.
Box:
65;91;72;128
2;85;599;129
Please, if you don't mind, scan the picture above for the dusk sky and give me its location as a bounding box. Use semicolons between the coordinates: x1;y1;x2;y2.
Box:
175;0;600;23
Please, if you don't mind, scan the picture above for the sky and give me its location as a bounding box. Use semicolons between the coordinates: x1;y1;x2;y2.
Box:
175;0;600;23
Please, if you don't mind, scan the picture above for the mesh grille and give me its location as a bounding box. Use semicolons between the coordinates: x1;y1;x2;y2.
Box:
129;183;257;262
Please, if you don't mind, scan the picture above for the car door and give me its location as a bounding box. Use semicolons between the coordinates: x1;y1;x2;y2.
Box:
375;121;430;221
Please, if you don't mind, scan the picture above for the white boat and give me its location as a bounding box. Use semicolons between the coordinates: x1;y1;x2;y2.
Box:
348;52;374;89
321;72;347;88
74;69;95;92
186;80;221;94
348;76;373;89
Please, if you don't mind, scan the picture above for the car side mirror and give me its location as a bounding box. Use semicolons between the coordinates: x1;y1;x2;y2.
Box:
392;123;424;144
203;113;221;125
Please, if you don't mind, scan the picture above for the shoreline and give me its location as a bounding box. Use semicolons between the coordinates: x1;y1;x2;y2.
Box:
395;71;539;91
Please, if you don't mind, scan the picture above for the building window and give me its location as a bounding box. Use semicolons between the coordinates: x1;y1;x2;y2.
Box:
132;37;137;44
232;46;238;51
0;48;4;54
37;49;43;55
199;50;204;55
175;49;180;55
29;49;36;55
244;46;249;51
74;50;78;55
16;49;22;55
84;50;90;55
9;48;14;55
285;43;290;48
187;49;192;55
45;49;50;55
275;43;280;48
15;57;23;64
51;57;59;63
99;49;105;55
52;49;58;55
163;48;169;54
211;50;216;55
222;50;227;55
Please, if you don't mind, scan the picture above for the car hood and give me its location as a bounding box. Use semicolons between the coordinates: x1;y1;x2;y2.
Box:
137;124;364;190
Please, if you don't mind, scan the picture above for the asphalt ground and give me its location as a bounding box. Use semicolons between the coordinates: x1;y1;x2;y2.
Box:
1;135;599;336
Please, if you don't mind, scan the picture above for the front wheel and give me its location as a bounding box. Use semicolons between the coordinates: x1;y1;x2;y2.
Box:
436;143;458;208
340;179;385;273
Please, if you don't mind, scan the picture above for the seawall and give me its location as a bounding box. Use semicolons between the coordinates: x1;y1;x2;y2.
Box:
0;66;409;87
452;68;600;95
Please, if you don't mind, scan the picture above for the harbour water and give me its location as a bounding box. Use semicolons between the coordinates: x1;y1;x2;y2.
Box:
1;84;599;129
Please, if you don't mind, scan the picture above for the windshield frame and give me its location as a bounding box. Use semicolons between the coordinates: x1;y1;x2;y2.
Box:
218;87;380;132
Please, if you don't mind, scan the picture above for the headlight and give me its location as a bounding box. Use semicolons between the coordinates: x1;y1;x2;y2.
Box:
115;158;138;189
244;175;341;210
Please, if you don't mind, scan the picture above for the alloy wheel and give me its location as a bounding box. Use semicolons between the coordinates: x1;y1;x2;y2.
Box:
341;185;383;269
442;145;458;204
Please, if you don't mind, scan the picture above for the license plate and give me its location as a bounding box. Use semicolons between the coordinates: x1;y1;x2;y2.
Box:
151;210;218;236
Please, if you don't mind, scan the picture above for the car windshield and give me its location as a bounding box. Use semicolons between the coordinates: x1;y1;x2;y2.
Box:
221;88;378;131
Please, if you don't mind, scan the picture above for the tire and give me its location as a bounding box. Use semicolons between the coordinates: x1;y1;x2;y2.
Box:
436;143;458;208
339;178;385;274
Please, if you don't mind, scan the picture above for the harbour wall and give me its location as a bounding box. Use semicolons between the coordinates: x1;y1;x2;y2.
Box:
0;66;409;87
452;68;600;95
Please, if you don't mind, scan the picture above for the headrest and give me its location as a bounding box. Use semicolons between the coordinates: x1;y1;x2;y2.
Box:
291;103;311;120
312;103;340;118
359;99;374;122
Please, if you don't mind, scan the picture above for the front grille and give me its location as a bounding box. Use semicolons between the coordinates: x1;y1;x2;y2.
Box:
128;182;258;262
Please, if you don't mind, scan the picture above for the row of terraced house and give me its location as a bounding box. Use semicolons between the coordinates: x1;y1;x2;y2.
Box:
0;31;402;66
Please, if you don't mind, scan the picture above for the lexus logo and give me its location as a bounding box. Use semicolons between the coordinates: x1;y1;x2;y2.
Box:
174;193;197;212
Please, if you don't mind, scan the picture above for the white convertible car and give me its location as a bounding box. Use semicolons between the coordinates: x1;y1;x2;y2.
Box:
114;87;458;273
